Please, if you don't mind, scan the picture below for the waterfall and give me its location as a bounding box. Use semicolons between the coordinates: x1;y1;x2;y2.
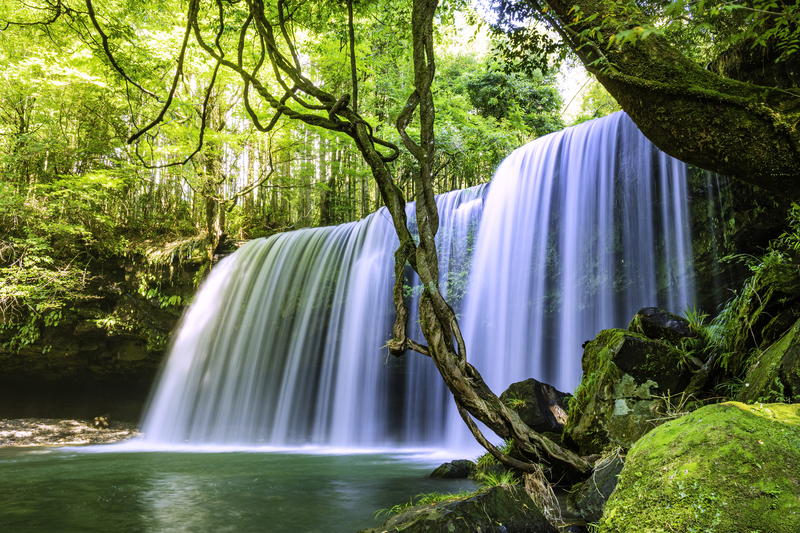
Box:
141;112;699;448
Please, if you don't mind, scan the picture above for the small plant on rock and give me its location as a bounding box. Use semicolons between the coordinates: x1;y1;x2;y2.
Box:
503;392;527;410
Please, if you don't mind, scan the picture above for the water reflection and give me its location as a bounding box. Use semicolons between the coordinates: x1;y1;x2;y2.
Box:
0;448;477;533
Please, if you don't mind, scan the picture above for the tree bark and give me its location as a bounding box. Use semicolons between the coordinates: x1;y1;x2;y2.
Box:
533;0;800;196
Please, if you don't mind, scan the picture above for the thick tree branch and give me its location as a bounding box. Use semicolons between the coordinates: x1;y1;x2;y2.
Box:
524;0;800;196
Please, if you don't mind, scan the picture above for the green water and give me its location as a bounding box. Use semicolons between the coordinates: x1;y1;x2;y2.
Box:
0;446;477;532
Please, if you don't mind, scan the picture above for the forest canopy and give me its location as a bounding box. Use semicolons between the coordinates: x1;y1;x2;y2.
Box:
0;0;564;244
0;0;568;341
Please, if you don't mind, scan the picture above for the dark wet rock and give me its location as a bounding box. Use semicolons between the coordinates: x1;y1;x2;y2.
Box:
567;455;625;523
738;317;800;404
358;484;558;533
500;378;570;434
627;307;695;344
564;329;692;455
430;459;476;479
611;334;689;393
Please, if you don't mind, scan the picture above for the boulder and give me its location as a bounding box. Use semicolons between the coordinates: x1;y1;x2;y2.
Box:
564;329;691;455
358;484;558;533
430;459;476;479
598;402;800;533
628;307;695;345
738;317;800;404
500;378;570;434
566;455;624;523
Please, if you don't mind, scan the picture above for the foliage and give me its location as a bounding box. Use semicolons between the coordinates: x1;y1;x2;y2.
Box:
0;0;569;356
503;391;527;410
673;203;800;393
477;469;518;486
474;439;517;472
570;78;622;125
657;0;800;64
486;0;798;91
0;0;554;246
462;65;564;137
476;450;500;469
0;179;118;352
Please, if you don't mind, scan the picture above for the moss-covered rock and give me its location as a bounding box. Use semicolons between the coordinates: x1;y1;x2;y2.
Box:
599;402;800;533
627;307;695;345
358;484;558;533
738;318;800;404
564;328;691;455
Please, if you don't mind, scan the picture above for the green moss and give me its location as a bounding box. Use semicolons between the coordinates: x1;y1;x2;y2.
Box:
565;329;626;454
738;318;800;404
567;332;618;418
599;402;800;533
565;327;689;454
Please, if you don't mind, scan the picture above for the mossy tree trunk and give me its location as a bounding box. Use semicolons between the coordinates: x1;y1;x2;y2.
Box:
527;0;800;197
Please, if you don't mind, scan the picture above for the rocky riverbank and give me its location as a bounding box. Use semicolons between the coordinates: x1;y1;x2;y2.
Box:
0;418;140;447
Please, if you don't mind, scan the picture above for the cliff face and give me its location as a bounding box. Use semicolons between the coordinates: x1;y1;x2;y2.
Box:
0;252;204;421
686;170;792;315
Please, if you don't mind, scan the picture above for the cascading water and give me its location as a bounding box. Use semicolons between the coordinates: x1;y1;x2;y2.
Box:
141;185;487;446
141;112;701;449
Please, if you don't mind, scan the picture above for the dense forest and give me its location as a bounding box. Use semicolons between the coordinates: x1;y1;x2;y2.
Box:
0;0;622;360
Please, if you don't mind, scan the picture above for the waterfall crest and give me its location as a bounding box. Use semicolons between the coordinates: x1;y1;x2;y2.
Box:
141;112;698;448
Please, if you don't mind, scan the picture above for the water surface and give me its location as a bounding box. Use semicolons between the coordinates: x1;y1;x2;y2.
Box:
0;446;476;532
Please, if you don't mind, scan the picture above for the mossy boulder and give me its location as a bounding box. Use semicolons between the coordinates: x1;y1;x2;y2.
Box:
598;402;800;533
500;378;569;434
564;328;691;455
738;317;800;404
358;484;558;533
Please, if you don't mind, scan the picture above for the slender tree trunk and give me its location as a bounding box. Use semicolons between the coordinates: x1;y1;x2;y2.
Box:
341;0;592;475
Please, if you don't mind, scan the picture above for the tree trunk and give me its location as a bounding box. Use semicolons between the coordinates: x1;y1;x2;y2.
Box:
537;0;800;196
